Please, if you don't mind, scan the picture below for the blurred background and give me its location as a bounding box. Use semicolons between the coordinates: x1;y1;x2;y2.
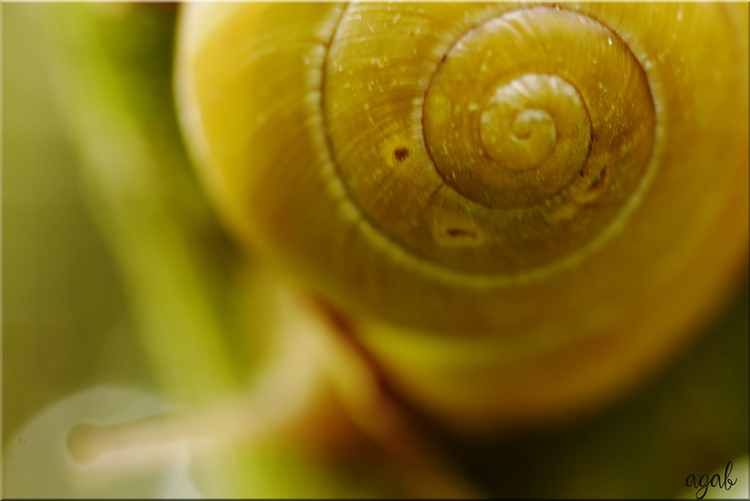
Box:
4;3;749;499
4;3;156;447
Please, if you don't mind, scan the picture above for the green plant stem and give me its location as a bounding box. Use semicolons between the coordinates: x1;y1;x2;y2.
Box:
41;3;241;406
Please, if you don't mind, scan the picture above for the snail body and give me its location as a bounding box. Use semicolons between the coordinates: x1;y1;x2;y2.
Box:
176;3;748;432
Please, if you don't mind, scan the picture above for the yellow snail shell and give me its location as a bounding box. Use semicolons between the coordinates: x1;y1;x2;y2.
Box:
175;3;748;432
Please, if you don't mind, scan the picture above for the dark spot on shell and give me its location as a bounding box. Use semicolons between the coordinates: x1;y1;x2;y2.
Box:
441;54;447;62
586;166;607;192
446;228;477;239
579;169;585;177
394;147;410;162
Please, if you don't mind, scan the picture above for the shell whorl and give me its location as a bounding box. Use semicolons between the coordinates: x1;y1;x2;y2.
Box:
325;5;654;277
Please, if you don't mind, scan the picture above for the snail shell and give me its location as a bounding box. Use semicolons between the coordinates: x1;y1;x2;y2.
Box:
176;3;748;431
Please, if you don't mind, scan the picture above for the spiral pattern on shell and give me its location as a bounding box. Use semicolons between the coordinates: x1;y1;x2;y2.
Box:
176;2;747;337
325;5;654;277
